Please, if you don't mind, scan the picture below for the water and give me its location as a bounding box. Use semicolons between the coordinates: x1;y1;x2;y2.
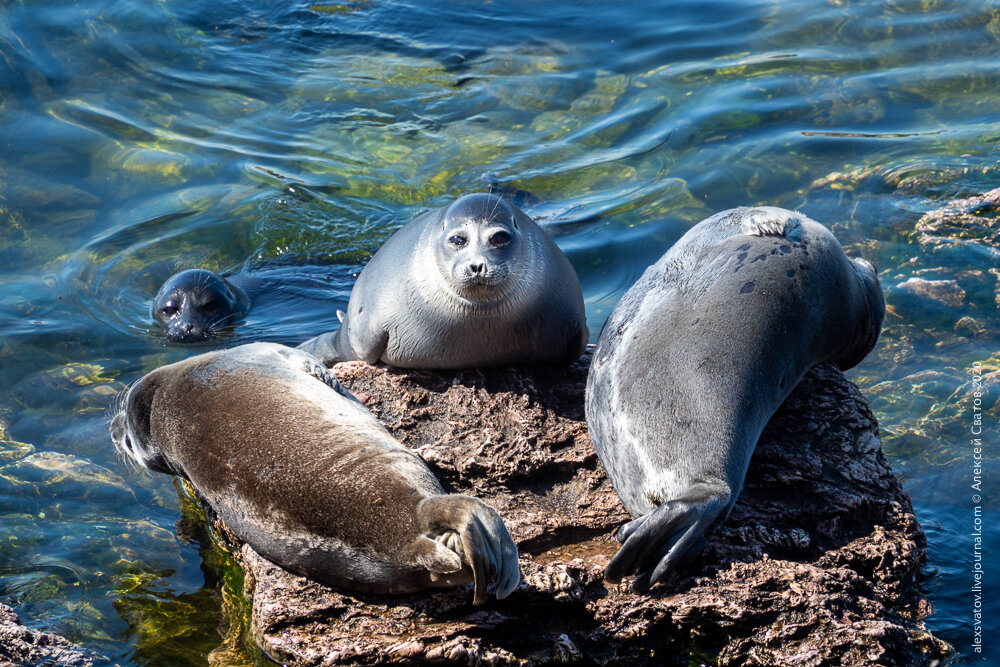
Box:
0;0;996;663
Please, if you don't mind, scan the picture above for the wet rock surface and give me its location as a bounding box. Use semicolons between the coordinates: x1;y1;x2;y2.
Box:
203;351;949;666
0;603;105;667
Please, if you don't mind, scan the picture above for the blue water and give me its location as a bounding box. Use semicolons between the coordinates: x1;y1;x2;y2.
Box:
0;0;997;663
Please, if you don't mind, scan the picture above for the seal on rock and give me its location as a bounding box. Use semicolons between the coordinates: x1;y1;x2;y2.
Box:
109;342;520;602
298;193;588;369
151;269;249;343
585;206;885;591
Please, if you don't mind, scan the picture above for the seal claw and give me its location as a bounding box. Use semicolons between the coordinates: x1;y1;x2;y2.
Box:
605;485;728;588
417;494;521;603
407;535;463;574
740;207;802;238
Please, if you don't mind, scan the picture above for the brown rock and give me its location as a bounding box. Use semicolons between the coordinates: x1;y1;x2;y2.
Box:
0;603;105;667
204;351;949;666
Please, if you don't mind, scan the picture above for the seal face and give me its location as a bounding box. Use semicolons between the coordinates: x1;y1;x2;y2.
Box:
110;343;520;602
585;206;885;591
436;194;523;303
297;193;588;369
151;269;249;343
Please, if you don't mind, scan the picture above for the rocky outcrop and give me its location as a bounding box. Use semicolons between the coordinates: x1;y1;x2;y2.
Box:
0;603;105;667
204;351;950;666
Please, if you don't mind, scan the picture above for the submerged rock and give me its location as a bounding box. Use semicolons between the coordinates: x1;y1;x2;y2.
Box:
0;603;106;666
915;185;1000;254
194;350;949;666
893;276;966;308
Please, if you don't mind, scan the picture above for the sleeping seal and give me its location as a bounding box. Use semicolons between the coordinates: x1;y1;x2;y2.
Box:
585;206;885;591
109;342;520;602
151;269;249;343
298;193;588;369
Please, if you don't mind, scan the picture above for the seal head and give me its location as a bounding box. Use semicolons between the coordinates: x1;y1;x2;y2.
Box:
151;269;249;343
297;192;588;369
435;193;523;302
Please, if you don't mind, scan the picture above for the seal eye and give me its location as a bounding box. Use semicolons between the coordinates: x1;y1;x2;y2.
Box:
489;231;511;248
448;235;467;248
203;301;220;314
161;305;179;318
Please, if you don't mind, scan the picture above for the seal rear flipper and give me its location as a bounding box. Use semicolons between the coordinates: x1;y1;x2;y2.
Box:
417;495;521;604
739;207;803;239
605;483;730;592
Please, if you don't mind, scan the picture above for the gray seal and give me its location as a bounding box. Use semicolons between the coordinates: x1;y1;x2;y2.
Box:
109;342;520;602
298;193;588;369
585;206;885;591
151;269;249;343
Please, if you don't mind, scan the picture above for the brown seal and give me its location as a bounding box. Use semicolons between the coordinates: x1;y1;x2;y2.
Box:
110;342;520;602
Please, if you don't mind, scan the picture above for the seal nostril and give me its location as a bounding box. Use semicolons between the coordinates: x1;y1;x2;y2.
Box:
470;263;484;274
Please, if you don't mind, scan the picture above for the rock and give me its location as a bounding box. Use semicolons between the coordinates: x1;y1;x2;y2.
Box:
893;277;966;308
201;350;949;666
915;185;1000;254
0;451;137;506
911;186;1000;313
0;603;106;666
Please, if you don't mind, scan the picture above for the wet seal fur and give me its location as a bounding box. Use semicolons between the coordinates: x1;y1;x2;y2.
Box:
151;269;249;343
585;206;885;591
109;342;520;602
298;193;588;369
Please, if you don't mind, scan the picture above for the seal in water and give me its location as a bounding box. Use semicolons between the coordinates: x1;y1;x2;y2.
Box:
585;206;885;591
297;193;588;369
151;269;249;343
109;342;520;602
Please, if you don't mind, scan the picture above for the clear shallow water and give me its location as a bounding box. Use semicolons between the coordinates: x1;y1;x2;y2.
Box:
0;0;997;663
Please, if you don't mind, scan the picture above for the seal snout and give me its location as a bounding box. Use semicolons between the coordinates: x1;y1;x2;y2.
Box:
109;411;127;451
167;320;211;343
456;260;509;296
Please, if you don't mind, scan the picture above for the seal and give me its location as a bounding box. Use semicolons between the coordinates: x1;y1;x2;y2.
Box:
109;342;520;602
297;193;588;369
585;206;885;591
151;269;250;343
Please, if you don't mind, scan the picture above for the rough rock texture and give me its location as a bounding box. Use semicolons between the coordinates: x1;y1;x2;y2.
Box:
206;350;950;666
893;277;966;309
0;603;105;667
915;185;1000;256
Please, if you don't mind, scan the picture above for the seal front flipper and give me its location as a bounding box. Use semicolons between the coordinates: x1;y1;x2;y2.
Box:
605;483;729;592
297;331;342;365
404;535;463;575
417;494;521;604
297;324;378;366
